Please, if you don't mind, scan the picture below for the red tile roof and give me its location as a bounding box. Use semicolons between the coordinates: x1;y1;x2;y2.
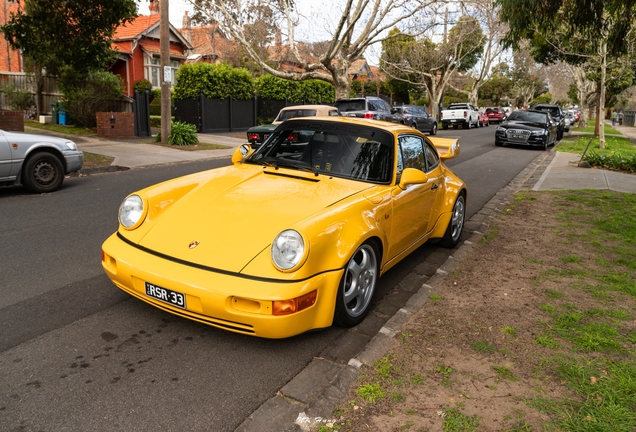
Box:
113;14;160;40
138;39;186;58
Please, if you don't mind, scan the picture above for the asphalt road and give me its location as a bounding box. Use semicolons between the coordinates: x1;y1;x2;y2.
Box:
0;124;542;431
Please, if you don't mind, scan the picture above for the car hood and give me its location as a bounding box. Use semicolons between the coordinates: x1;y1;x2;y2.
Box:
1;130;72;146
136;167;372;272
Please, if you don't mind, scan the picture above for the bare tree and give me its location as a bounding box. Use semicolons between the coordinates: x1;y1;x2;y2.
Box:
186;0;448;99
379;13;485;118
447;0;508;106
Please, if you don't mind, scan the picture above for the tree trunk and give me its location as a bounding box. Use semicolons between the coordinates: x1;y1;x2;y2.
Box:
598;36;607;149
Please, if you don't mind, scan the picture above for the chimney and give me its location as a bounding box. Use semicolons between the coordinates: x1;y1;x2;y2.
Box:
149;0;159;15
182;11;192;43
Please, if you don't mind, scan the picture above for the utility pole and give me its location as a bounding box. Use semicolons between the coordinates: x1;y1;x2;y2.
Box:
160;0;171;144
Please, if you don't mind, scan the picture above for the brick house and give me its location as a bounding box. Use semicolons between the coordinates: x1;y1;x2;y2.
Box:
110;0;192;96
179;12;237;65
0;0;25;73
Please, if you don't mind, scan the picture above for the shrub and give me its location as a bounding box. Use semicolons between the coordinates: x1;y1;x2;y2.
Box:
1;81;34;111
58;70;125;127
133;79;153;94
155;121;198;146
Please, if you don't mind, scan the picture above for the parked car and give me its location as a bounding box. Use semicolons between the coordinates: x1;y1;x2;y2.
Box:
530;104;565;140
394;105;437;135
0;129;84;193
334;97;401;123
440;102;479;130
102;117;467;338
495;109;557;150
485;107;507;124
246;105;339;147
478;111;490;127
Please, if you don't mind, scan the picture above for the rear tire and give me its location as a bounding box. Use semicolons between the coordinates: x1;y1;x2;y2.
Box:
22;152;64;193
439;192;466;248
430;123;437;135
333;241;379;327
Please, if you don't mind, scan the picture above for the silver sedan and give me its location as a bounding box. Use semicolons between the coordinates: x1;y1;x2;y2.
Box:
0;129;84;193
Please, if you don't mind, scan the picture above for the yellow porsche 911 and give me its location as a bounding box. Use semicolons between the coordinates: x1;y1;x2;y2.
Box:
102;117;467;338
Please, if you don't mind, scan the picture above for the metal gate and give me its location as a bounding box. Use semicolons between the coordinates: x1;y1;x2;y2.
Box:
133;90;151;137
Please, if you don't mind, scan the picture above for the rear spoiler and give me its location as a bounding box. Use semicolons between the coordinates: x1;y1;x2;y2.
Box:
429;137;460;160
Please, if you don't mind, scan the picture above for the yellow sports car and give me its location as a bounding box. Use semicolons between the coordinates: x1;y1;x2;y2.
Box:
102;117;467;338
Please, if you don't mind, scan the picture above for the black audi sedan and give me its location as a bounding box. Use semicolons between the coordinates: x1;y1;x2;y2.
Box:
495;110;557;150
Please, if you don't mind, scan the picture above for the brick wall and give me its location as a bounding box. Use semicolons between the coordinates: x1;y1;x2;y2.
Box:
0;110;24;131
96;112;135;139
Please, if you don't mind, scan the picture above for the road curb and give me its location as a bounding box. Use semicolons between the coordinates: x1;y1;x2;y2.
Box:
234;149;556;432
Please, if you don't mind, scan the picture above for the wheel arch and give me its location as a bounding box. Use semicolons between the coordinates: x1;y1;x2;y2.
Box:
18;147;67;184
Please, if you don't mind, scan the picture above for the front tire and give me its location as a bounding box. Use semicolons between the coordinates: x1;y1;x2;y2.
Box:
439;192;466;248
333;242;379;327
22;152;65;193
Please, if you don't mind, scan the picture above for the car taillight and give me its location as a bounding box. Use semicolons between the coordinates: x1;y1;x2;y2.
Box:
247;133;259;141
287;133;298;141
463;111;467;118
440;112;443;120
363;112;374;119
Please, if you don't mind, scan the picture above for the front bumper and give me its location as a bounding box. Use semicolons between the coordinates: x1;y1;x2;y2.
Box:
63;151;84;173
495;130;548;147
101;232;343;338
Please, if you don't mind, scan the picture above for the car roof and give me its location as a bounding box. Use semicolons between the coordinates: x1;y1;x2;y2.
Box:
278;115;421;134
279;104;337;112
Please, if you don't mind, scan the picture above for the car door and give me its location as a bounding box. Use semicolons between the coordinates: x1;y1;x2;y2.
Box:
387;135;440;261
0;133;14;180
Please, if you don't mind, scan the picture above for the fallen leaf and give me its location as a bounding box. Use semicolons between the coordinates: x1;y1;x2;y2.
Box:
590;376;597;384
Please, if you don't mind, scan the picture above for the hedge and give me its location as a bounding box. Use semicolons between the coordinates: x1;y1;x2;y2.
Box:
174;63;254;101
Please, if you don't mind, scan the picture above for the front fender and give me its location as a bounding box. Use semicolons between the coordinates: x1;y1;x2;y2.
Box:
241;192;392;280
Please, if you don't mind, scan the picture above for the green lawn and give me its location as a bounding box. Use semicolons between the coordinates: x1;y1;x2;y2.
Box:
25;120;96;135
557;135;636;157
573;121;620;135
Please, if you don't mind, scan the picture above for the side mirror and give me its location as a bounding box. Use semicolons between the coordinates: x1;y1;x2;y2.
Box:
232;144;253;164
398;168;428;190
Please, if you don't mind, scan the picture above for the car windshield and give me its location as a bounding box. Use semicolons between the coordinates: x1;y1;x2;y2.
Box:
335;100;365;112
247;120;394;184
275;109;318;122
508;111;547;124
448;104;468;110
534;106;560;117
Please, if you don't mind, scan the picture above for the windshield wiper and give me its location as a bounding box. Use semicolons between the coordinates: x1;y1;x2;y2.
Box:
274;160;319;176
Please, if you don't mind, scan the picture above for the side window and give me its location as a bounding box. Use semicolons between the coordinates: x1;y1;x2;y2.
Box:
399;136;426;173
424;141;440;172
381;100;392;112
367;100;379;111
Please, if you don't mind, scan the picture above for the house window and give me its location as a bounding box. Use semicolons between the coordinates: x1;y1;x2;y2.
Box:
145;56;180;87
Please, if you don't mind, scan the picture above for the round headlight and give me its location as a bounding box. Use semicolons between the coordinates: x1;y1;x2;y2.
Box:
119;194;145;229
271;230;305;271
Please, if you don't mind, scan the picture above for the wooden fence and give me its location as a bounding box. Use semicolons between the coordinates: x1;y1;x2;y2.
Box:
0;72;60;113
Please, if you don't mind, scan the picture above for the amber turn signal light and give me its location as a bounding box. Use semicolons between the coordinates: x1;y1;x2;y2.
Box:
272;290;317;315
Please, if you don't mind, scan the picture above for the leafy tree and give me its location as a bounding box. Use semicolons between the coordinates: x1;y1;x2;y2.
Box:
0;0;137;115
497;0;636;146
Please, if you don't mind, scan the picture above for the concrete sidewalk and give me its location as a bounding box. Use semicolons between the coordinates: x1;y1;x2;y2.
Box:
533;120;636;194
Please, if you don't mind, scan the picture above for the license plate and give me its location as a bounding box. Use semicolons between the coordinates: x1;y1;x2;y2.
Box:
145;282;186;309
450;119;456;122
263;134;270;140
511;134;525;139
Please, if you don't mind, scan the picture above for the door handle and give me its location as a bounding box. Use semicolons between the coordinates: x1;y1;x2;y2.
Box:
431;183;439;190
